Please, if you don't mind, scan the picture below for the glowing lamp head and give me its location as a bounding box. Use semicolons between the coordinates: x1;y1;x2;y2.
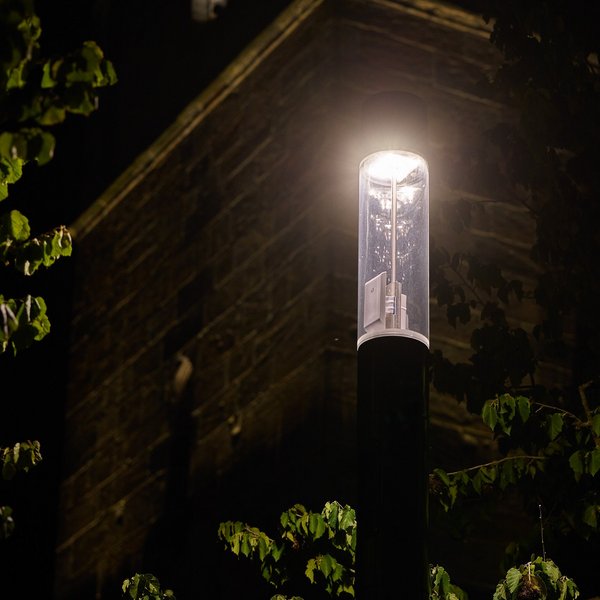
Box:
357;130;429;350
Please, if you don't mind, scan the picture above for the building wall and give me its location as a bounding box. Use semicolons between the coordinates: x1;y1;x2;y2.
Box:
56;1;537;598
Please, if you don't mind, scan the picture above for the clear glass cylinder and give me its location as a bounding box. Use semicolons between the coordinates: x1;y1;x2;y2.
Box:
358;150;429;349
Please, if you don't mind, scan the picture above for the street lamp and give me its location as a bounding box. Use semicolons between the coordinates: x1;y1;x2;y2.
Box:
357;92;430;599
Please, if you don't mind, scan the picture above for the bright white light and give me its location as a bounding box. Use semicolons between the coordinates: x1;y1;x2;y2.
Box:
365;151;423;184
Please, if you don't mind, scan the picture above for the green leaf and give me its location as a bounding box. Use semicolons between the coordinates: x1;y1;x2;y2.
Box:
0;295;52;353
433;468;450;486
1;440;42;480
493;582;508;600
0;210;30;242
582;504;597;528
258;536;268;561
517;396;530;422
121;573;175;600
565;578;579;600
339;506;356;531
557;579;568;600
592;414;600;437
7;225;72;276
506;568;522;594
324;501;339;528
0;156;24;201
102;59;118;85
41;60;56;88
540;560;560;584
480;465;497;483
547;413;564;440
38;105;66;127
309;513;327;539
320;554;334;578
482;400;498;430
305;558;316;584
270;542;283;562
299;513;309;536
589;448;600;477
568;451;585;480
240;535;251;557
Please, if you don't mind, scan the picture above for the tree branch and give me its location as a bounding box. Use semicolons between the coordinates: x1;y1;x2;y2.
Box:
445;454;546;476
532;402;583;424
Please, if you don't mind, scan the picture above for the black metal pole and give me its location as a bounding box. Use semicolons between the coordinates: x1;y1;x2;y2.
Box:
357;335;429;599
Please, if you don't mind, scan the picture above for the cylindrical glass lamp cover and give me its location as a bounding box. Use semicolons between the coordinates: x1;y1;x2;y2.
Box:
358;150;429;349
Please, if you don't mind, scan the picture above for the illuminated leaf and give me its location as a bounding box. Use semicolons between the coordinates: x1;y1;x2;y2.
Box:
0;210;30;242
506;568;522;594
305;558;316;584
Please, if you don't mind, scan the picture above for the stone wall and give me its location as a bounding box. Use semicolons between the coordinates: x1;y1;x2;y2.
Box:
55;1;537;598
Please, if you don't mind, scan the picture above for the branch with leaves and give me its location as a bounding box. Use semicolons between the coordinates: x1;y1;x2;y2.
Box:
216;500;586;600
0;0;114;557
494;557;579;600
0;0;115;355
121;574;175;600
430;393;600;541
0;440;42;539
218;501;356;598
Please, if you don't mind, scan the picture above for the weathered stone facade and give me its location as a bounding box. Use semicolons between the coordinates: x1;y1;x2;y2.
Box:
56;0;538;597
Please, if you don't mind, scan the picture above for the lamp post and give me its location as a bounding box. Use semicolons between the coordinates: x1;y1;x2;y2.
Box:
357;92;430;599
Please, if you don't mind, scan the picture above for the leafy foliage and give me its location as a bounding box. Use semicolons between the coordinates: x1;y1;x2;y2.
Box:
430;391;600;541
430;565;468;600
0;0;115;355
0;0;114;550
430;247;535;414
0;441;41;539
121;574;175;600
219;501;475;599
218;501;356;597
427;2;600;590
1;440;42;480
0;210;72;275
0;294;50;354
493;558;578;600
219;503;583;600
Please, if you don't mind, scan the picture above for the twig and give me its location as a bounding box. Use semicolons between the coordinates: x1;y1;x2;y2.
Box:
538;504;546;561
532;402;582;424
445;454;546;476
